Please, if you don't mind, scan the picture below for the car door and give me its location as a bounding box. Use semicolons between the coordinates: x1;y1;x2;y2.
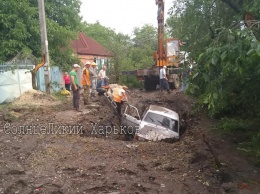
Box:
121;104;141;135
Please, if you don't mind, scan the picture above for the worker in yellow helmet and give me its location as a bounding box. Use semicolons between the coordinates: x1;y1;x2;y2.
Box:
113;86;128;116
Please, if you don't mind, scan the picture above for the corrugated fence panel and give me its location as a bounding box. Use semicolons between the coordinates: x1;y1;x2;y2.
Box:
0;65;61;103
0;70;20;103
36;67;46;92
18;69;32;93
36;66;61;92
51;66;61;92
0;67;33;103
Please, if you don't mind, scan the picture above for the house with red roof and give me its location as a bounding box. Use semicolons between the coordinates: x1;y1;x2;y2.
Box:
71;32;113;69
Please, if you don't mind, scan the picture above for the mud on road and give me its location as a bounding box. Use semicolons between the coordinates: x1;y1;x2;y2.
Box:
0;90;259;194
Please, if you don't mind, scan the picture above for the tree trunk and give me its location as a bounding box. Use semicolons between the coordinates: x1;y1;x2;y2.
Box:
31;54;45;90
32;71;37;90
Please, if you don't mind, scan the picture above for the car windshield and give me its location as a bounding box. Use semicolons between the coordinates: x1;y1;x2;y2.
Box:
143;112;178;133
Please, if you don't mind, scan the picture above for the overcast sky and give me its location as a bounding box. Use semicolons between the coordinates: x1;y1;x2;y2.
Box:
80;0;174;36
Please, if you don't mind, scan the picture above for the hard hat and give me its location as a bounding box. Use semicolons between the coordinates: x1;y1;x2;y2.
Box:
91;62;97;66
73;64;80;68
85;61;91;65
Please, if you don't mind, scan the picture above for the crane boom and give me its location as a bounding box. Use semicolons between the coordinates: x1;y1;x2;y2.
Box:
122;0;181;90
155;0;165;66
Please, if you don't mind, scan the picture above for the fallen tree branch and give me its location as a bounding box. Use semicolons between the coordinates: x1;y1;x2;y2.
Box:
202;133;221;167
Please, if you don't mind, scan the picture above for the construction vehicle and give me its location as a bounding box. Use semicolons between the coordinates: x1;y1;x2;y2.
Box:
122;0;182;90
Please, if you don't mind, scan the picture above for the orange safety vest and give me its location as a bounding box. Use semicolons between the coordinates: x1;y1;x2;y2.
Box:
81;67;90;86
113;88;125;103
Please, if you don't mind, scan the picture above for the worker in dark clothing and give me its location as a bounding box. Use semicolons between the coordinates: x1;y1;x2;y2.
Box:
96;76;110;95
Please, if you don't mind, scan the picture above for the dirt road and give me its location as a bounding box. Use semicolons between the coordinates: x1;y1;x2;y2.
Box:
0;90;259;194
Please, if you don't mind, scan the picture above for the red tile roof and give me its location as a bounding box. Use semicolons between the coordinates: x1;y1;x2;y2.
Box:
71;32;113;57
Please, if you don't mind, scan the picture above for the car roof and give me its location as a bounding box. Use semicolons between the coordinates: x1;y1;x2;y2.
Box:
147;105;179;121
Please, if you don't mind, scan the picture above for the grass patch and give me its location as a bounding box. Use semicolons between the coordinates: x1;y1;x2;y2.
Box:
216;117;260;166
122;75;143;88
0;103;10;110
216;118;251;132
238;131;260;165
52;92;70;102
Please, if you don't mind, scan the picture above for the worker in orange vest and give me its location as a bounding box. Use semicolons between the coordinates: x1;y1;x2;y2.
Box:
113;86;128;116
81;61;91;105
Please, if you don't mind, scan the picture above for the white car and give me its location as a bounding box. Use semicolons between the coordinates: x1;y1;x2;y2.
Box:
121;104;180;141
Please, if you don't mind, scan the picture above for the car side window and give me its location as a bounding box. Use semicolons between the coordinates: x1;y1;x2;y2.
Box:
171;120;178;133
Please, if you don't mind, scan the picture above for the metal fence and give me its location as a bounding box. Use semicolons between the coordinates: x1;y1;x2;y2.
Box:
36;66;61;92
0;63;62;103
0;63;34;103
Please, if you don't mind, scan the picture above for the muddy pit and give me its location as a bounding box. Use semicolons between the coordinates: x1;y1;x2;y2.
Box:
0;90;259;194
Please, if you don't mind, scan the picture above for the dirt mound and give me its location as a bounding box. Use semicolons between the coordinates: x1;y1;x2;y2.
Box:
128;90;196;119
12;89;61;107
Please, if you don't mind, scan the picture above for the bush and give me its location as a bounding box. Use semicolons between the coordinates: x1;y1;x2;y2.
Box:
121;75;143;88
238;131;260;162
188;29;260;118
217;118;250;132
217;117;260;163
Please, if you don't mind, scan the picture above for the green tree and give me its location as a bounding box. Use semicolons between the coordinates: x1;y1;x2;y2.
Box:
190;29;260;117
81;21;116;46
167;0;239;58
130;24;157;68
166;0;260;116
0;0;82;70
166;0;260;158
108;33;132;82
80;22;158;86
81;22;131;82
0;0;39;61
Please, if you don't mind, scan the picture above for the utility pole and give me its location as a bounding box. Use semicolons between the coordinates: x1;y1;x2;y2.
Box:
38;0;51;94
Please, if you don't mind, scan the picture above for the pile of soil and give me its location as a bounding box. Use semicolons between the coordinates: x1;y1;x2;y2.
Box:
128;89;196;119
12;89;61;107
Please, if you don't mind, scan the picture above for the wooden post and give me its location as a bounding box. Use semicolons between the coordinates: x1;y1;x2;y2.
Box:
38;0;51;94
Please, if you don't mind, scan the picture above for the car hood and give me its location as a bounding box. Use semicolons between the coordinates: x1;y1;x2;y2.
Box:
138;124;179;141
